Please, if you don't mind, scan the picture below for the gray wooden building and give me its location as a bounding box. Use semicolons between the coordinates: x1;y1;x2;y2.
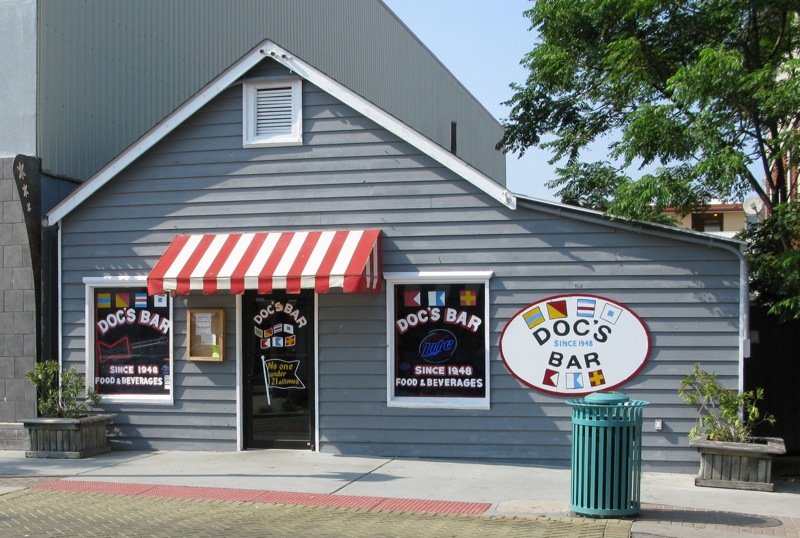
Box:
43;10;747;471
0;0;507;447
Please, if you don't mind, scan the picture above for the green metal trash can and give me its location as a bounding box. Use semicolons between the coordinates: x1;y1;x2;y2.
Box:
567;392;649;517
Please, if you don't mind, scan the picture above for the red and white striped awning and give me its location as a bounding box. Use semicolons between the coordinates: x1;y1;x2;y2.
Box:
147;229;382;295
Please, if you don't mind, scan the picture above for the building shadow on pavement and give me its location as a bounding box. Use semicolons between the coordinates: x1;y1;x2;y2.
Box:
638;505;784;530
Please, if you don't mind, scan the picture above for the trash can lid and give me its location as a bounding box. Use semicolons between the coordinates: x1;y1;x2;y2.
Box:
584;392;630;405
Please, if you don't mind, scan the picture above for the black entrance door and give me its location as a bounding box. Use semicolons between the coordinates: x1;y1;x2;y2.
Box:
243;290;314;449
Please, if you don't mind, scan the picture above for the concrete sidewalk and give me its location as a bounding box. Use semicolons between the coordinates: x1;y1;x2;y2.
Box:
1;450;798;537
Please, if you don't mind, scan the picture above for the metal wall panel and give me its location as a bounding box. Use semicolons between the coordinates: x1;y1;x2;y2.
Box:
58;66;741;471
38;0;505;184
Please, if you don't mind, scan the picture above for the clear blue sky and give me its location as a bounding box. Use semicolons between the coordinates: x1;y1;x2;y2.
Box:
382;0;558;200
383;1;758;205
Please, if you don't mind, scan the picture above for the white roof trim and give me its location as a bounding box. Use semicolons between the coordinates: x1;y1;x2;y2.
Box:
268;45;515;210
515;193;747;251
46;40;515;226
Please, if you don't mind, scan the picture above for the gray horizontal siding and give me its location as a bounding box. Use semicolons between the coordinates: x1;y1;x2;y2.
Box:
59;64;741;470
73;294;239;451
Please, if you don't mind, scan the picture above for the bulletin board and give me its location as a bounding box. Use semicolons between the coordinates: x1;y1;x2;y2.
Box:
187;309;225;361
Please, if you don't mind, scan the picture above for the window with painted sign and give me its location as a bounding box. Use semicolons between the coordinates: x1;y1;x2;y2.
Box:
386;272;491;409
85;279;173;403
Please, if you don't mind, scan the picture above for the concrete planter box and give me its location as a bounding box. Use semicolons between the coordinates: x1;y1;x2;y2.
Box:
22;414;116;459
690;436;786;491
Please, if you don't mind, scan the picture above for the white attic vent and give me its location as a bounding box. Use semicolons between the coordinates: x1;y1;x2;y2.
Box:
256;86;292;136
243;79;302;147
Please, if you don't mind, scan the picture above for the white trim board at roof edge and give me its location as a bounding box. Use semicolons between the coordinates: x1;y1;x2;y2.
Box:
515;195;747;252
45;40;516;226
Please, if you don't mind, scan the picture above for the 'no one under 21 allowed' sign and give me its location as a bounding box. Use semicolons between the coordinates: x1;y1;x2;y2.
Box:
499;294;651;396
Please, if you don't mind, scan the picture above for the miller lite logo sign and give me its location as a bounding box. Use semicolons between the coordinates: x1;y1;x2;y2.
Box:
419;329;457;363
499;294;650;396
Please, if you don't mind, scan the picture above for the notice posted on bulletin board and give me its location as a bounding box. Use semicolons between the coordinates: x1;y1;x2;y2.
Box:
188;309;225;361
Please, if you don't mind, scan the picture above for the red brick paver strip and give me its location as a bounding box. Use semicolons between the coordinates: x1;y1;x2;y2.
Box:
33;479;492;515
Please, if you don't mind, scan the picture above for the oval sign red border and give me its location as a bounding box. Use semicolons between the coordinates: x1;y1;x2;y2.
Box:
499;294;651;396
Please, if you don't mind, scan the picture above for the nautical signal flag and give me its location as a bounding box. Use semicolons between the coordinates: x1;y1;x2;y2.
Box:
542;368;559;387
589;369;606;387
577;298;596;318
261;336;296;348
460;289;477;306
404;291;421;307
255;327;264;338
566;372;584;389
523;306;545;329
428;290;446;307
154;294;168;308
600;303;623;325
547;300;568;319
97;293;111;308
115;293;129;308
135;293;148;308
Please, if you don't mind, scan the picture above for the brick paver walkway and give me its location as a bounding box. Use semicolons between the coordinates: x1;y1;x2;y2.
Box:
2;477;797;537
0;481;631;538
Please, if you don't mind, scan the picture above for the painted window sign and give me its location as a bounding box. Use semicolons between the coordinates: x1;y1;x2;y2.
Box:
93;287;171;396
252;299;310;407
499;294;650;396
261;358;305;391
393;283;487;399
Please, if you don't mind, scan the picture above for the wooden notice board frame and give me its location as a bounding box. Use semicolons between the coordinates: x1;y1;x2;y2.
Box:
187;309;225;361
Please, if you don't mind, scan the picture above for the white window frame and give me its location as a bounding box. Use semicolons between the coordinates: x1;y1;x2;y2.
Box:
243;78;303;147
84;276;174;404
385;271;492;410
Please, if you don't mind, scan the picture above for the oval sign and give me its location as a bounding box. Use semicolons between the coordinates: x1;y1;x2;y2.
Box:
499;294;650;396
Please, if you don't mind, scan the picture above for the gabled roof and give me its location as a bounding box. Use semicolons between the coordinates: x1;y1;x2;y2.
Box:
45;36;751;258
45;40;516;226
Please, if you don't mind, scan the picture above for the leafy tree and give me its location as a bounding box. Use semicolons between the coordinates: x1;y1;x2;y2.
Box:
737;202;800;317
499;0;800;316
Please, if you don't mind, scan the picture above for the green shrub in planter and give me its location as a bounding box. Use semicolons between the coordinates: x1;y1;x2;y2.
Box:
679;363;784;491
26;360;100;418
678;363;775;443
23;360;113;459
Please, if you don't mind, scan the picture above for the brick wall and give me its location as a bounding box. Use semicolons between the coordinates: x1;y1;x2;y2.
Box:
0;156;36;426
